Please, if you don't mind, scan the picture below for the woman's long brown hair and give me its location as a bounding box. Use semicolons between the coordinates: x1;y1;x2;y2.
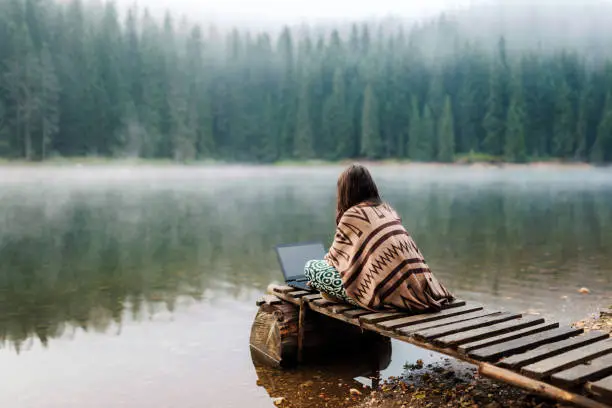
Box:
335;164;382;225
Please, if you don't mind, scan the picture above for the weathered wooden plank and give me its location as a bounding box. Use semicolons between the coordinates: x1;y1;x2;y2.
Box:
256;294;282;306
360;311;407;324
469;326;584;362
377;303;484;330
303;293;323;302
458;322;560;354
312;298;339;307
586;375;612;402
398;310;500;336
434;316;545;347
308;303;361;326
441;299;467;309
499;331;610;369
287;290;311;299
551;353;612;388
327;304;355;314
343;309;372;319
268;284;295;294
480;363;612;408
521;339;612;380
415;312;522;341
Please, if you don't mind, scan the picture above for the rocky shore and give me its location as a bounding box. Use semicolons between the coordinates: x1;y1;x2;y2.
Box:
356;306;612;408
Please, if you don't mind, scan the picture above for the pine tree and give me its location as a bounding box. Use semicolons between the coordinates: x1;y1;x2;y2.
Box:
591;92;612;163
504;98;527;163
294;79;314;159
322;68;352;159
456;46;489;154
95;1;127;155
553;80;575;158
2;23;39;160
407;96;421;160
502;66;527;162
483;37;510;157
437;95;455;162
38;43;59;160
277;27;296;158
422;105;435;161
360;83;382;159
575;82;591;161
0;99;8;155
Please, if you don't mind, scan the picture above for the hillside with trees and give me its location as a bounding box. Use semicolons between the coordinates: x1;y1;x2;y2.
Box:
1;0;612;163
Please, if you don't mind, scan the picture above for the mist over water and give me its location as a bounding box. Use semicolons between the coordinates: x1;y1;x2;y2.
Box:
0;165;611;407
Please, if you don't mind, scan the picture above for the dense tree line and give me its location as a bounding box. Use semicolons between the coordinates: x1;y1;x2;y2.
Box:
1;0;612;163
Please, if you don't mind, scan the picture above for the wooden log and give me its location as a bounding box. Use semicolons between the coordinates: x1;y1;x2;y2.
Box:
434;315;544;347
499;331;610;369
521;339;612;380
586;375;612;403
415;312;522;341
458;322;559;354
249;301;299;368
377;303;483;330
551;353;612;388
398;310;499;336
251;298;380;367
469;326;584;362
479;363;611;408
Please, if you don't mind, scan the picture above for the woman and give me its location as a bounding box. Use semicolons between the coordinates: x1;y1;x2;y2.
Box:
305;164;453;312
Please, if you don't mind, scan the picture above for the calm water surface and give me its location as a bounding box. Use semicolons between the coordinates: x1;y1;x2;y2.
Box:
0;165;611;408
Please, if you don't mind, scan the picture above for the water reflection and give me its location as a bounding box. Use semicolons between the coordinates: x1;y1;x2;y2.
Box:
0;166;611;351
252;335;392;408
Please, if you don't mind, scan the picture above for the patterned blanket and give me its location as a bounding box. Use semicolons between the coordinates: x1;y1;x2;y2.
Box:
324;202;453;312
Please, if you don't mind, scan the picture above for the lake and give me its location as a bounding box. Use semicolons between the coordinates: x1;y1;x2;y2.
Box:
0;164;611;408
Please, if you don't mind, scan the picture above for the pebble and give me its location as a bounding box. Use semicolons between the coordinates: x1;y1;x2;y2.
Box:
578;287;590;294
300;380;314;388
272;397;285;406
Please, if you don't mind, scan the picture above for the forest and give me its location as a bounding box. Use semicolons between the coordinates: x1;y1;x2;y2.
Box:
1;0;612;163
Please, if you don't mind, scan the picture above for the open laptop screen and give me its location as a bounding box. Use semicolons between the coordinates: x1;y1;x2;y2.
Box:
276;242;326;281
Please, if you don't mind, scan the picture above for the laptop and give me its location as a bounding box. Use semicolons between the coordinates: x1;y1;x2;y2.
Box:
275;242;326;291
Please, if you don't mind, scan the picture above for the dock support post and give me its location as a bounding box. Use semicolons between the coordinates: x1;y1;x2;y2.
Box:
297;298;307;363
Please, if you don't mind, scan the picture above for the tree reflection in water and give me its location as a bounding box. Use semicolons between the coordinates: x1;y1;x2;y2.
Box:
251;334;392;408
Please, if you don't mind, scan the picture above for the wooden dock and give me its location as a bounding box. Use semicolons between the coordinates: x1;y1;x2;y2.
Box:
250;284;612;408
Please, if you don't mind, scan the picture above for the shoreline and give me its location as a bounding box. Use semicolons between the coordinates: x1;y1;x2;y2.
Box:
0;157;603;169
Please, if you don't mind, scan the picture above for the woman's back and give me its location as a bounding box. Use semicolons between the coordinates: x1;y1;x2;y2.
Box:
325;202;453;312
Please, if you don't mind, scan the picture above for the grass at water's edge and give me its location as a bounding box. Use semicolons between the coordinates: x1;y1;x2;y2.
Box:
0;155;601;168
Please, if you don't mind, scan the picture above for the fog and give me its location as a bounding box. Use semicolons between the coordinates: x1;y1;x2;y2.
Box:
104;0;612;54
118;0;476;26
